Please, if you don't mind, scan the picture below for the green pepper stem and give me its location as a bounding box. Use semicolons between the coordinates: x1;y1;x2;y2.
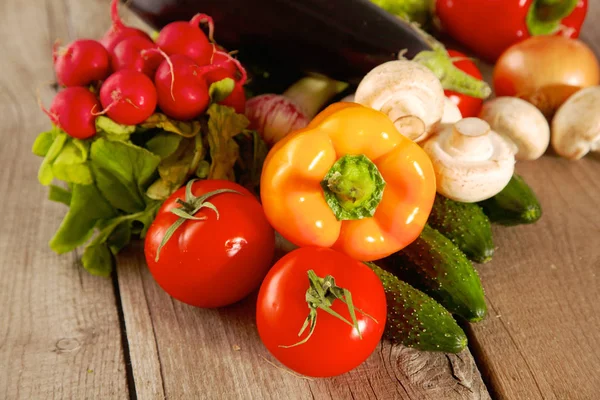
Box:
321;154;386;221
369;0;435;27
527;0;579;36
283;75;349;119
412;47;492;99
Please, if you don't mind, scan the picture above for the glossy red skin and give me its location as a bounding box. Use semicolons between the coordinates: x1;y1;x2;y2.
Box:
444;50;484;118
48;87;100;139
145;180;275;308
99;70;157;125
436;0;588;62
218;81;247;114
204;53;247;114
154;54;210;120
256;247;387;377
101;27;152;54
156;21;212;66
54;39;110;87
110;37;163;78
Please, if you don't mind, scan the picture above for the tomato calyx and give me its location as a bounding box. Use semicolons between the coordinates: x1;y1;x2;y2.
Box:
280;269;378;348
321;154;386;221
527;0;579;36
154;179;241;261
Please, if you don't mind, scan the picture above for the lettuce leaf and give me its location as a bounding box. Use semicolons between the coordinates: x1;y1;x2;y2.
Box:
32;129;58;157
90;138;161;213
146;135;205;200
49;183;117;254
96;116;136;142
37;132;67;185
235;129;269;191
206;104;249;181
51;139;93;185
139;113;202;138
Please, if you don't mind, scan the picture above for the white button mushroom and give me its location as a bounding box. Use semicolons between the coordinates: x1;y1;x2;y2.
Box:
479;97;550;161
422;118;516;203
551;86;600;160
354;60;445;143
441;98;463;125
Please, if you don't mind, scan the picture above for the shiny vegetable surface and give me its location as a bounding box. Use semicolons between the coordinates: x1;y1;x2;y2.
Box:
256;247;386;377
444;50;484;118
436;0;587;62
260;102;436;261
145;179;275;308
493;35;599;117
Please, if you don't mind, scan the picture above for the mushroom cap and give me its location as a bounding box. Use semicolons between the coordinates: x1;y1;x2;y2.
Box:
479;97;550;161
551;86;600;160
441;98;462;125
423;118;516;203
355;60;445;143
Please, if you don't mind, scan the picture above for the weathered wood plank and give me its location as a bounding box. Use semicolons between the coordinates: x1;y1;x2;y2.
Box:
0;0;129;399
117;242;490;400
464;6;600;399
467;157;600;400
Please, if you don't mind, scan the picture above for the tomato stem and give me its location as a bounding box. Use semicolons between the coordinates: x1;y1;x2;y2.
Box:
279;270;378;349
154;179;242;261
321;154;386;221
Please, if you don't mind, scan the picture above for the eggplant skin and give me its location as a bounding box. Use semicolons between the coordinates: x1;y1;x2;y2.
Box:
127;0;432;84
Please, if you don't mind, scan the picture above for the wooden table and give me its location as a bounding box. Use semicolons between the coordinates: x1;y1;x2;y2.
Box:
1;1;599;399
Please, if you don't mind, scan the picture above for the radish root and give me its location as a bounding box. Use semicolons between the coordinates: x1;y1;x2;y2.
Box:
145;48;176;101
190;13;215;43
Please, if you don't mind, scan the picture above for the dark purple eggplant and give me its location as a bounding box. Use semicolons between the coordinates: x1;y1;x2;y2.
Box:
127;0;432;85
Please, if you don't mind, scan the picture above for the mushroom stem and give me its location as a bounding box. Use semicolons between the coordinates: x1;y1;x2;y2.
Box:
445;118;494;161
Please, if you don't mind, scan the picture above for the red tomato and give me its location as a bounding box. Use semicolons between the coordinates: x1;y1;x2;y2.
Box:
444;50;484;118
144;180;275;308
436;0;587;63
256;247;387;377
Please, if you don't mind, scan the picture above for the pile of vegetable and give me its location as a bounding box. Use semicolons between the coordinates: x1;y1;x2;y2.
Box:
32;0;598;379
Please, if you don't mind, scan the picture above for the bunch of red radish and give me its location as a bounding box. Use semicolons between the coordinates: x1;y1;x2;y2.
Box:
43;0;247;140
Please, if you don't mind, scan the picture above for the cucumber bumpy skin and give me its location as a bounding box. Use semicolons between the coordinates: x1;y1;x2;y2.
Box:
386;225;488;322
428;194;495;264
366;262;467;353
479;174;542;226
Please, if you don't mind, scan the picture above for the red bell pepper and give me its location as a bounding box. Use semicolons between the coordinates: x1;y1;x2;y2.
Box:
435;0;588;63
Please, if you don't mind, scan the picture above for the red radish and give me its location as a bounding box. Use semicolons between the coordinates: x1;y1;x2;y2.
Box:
204;51;248;113
219;82;246;113
155;13;215;66
53;39;110;87
99;70;157;125
40;87;100;139
100;0;151;53
154;54;218;120
111;36;163;77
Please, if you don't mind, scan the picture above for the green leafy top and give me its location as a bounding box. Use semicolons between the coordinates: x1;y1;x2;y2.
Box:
32;102;267;277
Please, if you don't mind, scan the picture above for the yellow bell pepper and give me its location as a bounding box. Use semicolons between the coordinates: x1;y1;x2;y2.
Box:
260;102;436;261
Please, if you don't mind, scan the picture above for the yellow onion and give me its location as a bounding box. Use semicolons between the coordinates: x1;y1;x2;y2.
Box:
493;35;600;118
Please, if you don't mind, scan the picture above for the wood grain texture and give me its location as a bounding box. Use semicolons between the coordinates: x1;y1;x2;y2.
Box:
467;157;600;400
0;0;129;399
117;243;490;400
464;6;600;400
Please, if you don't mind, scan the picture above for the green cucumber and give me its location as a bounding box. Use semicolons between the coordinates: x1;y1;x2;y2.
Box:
386;225;487;322
479;174;542;226
428;194;495;264
366;262;467;353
